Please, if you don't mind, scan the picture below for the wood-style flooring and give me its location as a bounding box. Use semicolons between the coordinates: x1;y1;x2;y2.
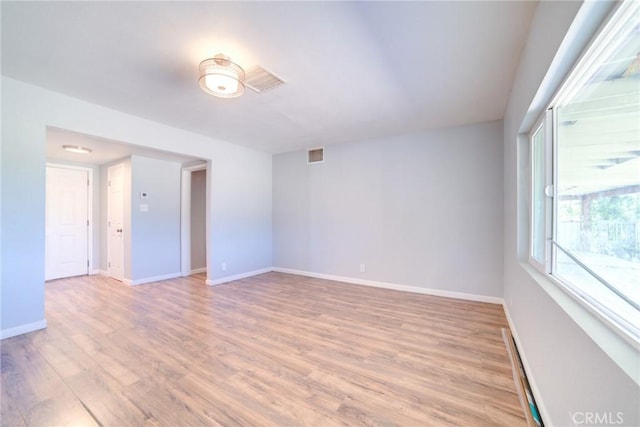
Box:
1;272;525;426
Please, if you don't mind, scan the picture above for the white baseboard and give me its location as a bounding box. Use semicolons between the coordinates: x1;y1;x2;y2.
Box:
206;267;273;286
503;304;550;425
272;267;504;304
190;267;207;275
91;269;107;276
123;272;182;286
1;319;48;340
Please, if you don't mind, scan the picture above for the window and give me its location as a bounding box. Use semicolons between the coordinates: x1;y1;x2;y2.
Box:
530;0;639;338
530;123;546;266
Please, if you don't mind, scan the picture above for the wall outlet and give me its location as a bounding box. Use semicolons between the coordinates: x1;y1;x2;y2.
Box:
221;262;227;271
360;263;366;273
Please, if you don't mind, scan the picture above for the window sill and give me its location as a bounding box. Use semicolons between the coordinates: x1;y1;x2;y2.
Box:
519;261;640;385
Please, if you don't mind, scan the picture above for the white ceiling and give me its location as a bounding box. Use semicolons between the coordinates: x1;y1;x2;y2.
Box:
2;1;537;154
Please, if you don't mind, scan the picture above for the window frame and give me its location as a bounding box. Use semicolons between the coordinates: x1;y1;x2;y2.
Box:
528;113;553;274
527;0;640;343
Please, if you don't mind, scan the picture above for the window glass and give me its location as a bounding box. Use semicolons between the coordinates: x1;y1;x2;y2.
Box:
554;10;639;328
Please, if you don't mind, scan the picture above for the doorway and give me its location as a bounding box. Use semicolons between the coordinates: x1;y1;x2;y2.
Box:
45;164;93;280
181;163;208;276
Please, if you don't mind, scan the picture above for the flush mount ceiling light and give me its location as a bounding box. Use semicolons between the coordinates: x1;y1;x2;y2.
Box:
199;53;245;98
62;145;92;154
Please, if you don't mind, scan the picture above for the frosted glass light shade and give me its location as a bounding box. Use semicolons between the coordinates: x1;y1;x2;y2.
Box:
205;72;239;95
199;54;245;98
63;145;92;154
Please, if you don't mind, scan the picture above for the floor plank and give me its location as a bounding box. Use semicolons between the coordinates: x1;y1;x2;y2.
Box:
0;272;525;426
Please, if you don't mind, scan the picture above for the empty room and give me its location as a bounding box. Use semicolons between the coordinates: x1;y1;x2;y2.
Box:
1;1;638;426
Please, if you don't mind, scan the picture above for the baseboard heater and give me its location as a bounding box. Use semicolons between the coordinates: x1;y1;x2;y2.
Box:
502;328;544;427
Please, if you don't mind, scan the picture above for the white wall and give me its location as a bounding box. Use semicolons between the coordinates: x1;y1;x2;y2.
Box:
274;120;504;299
1;76;272;337
504;1;639;425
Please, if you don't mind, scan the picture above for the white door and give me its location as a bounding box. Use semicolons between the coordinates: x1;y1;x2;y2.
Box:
107;163;125;281
45;166;89;280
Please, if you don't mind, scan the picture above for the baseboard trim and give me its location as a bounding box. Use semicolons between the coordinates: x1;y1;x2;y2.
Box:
272;267;504;304
91;269;107;276
190;267;207;275
123;272;182;286
503;304;550;425
206;267;273;286
1;319;48;340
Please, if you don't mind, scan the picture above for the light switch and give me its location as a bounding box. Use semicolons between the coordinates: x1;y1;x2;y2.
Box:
140;204;149;212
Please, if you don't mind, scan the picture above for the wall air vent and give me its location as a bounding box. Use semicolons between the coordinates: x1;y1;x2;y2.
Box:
307;147;324;164
244;66;286;94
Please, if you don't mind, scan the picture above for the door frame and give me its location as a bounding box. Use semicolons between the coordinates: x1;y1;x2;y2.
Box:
107;162;126;281
180;162;208;277
45;162;94;276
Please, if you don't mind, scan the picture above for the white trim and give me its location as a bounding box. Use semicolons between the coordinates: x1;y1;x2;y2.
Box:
503;304;551;426
91;269;107;276
180;169;192;276
123;272;182;286
206;267;273;286
107;162;125;281
272;267;504;304
1;319;48;340
190;267;207;275
550;0;631;108
527;121;546;274
46;162;94;277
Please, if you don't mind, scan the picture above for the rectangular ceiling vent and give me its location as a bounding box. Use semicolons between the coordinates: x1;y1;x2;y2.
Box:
308;147;324;164
244;66;286;94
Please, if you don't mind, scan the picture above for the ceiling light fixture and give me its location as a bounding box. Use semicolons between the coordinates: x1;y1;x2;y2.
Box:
62;145;92;154
199;53;245;98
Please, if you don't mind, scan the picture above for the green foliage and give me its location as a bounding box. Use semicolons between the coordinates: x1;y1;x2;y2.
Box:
591;193;640;223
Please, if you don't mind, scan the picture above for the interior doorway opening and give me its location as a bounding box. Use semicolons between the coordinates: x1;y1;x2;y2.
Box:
46;126;208;286
181;162;209;277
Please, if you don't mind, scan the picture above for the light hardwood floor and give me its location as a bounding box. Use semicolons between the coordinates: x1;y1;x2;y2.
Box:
1;272;525;426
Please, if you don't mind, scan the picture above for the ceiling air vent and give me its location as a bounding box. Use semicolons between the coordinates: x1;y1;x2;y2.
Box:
244;66;286;93
308;147;324;164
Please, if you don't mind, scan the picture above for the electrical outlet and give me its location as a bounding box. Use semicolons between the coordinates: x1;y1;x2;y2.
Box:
360;263;366;273
222;262;227;271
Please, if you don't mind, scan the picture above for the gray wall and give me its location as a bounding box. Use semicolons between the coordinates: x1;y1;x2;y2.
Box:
209;150;272;278
504;1;639;425
190;169;206;271
100;156;187;282
130;155;181;281
1;96;46;334
274;120;504;298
